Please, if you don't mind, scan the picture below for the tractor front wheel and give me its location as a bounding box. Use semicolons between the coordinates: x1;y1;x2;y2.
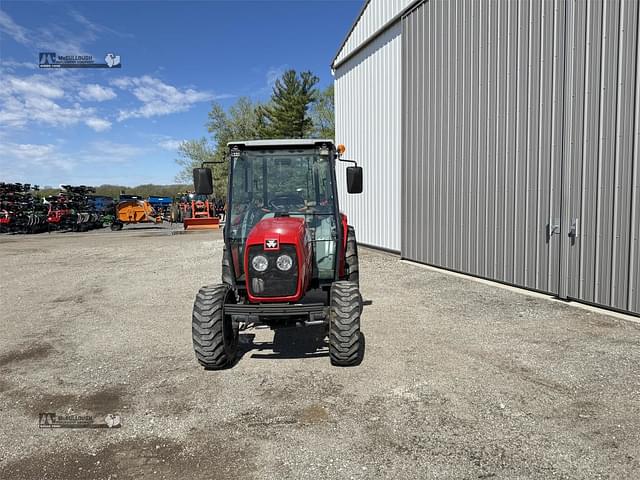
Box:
329;281;363;366
192;284;238;369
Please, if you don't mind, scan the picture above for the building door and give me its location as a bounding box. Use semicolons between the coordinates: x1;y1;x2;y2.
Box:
401;0;566;297
560;0;640;314
402;0;640;315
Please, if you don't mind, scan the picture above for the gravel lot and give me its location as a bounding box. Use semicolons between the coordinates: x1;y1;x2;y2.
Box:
1;226;639;479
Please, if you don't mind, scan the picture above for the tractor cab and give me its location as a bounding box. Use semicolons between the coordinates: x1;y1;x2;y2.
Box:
191;139;365;369
226;140;344;289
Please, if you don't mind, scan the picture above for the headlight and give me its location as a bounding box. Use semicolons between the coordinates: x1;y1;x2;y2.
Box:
276;254;293;271
252;255;268;272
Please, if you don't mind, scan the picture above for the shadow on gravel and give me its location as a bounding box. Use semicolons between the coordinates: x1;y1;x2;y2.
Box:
239;325;330;360
233;325;366;366
0;342;55;367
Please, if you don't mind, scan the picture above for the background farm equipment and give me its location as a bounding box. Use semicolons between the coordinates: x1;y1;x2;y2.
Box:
88;195;116;226
111;198;163;231
147;196;173;221
45;185;104;232
0;183;48;233
171;192;220;230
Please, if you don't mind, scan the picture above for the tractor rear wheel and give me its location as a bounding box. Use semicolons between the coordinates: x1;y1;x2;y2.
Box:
329;281;363;366
345;225;359;285
192;284;238;369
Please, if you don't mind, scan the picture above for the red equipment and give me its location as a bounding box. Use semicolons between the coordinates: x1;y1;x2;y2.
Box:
190;139;365;369
243;216;313;303
183;196;219;230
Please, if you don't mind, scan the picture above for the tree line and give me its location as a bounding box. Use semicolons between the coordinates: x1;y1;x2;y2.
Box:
175;69;335;197
38;184;190;200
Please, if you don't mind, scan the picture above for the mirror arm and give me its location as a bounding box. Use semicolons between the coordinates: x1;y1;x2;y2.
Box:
337;157;358;167
200;160;226;167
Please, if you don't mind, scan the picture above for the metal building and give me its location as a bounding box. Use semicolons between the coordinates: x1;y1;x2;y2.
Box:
333;0;640;316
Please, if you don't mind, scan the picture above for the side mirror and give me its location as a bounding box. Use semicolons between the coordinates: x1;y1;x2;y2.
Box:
346;166;363;194
193;168;213;195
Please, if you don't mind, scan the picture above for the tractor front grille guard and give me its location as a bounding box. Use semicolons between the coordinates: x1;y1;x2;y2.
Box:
247;244;298;298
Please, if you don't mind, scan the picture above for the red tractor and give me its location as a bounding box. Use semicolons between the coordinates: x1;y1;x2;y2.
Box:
191;139;364;368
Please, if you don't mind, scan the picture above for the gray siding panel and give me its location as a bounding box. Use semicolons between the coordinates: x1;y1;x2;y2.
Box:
402;0;564;296
563;0;640;314
632;0;640;314
401;0;639;315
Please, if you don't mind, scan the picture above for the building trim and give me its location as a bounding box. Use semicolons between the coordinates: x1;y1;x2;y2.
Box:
332;0;372;68
332;0;426;71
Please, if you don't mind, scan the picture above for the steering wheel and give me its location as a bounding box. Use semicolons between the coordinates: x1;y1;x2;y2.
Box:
267;194;306;212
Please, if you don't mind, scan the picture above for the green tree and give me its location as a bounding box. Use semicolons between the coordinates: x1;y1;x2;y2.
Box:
174;137;217;193
175;98;263;198
257;70;319;138
206;97;264;197
39;184;191;200
311;84;335;139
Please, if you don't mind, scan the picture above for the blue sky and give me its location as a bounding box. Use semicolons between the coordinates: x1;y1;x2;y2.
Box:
0;0;363;187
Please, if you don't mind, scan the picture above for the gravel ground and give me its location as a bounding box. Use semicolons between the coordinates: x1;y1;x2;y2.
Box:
1;226;639;479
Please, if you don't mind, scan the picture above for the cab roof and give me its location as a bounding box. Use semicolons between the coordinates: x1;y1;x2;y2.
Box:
227;139;334;149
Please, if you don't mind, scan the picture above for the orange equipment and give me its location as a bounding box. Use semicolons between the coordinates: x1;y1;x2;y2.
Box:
182;194;220;230
111;199;163;231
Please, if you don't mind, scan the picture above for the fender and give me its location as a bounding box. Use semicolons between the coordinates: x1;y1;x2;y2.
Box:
339;213;348;277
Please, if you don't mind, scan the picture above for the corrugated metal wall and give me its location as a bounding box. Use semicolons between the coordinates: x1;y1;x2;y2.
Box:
402;0;566;294
402;0;640;315
335;0;413;65
335;23;402;252
561;0;640;314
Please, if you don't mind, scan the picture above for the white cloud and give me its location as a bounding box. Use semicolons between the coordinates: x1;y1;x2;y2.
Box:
87;141;145;160
0;59;38;72
5;75;64;98
112;75;219;120
0;142;56;161
69;9;132;39
0;74;112;131
0;10;30;45
0;139;147;184
79;84;117;102
0;141;75;176
0;10;86;54
1;9;131;55
85;117;112;132
158;138;183;151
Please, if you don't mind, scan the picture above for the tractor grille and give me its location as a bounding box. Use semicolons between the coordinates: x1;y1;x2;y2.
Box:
247;245;298;298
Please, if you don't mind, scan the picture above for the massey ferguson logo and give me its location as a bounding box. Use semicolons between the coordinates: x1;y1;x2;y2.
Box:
265;239;278;250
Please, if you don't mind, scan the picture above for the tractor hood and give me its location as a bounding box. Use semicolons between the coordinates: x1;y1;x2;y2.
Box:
244;215;313;303
245;216;306;250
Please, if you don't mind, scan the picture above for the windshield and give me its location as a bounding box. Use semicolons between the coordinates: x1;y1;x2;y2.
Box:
228;150;335;239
